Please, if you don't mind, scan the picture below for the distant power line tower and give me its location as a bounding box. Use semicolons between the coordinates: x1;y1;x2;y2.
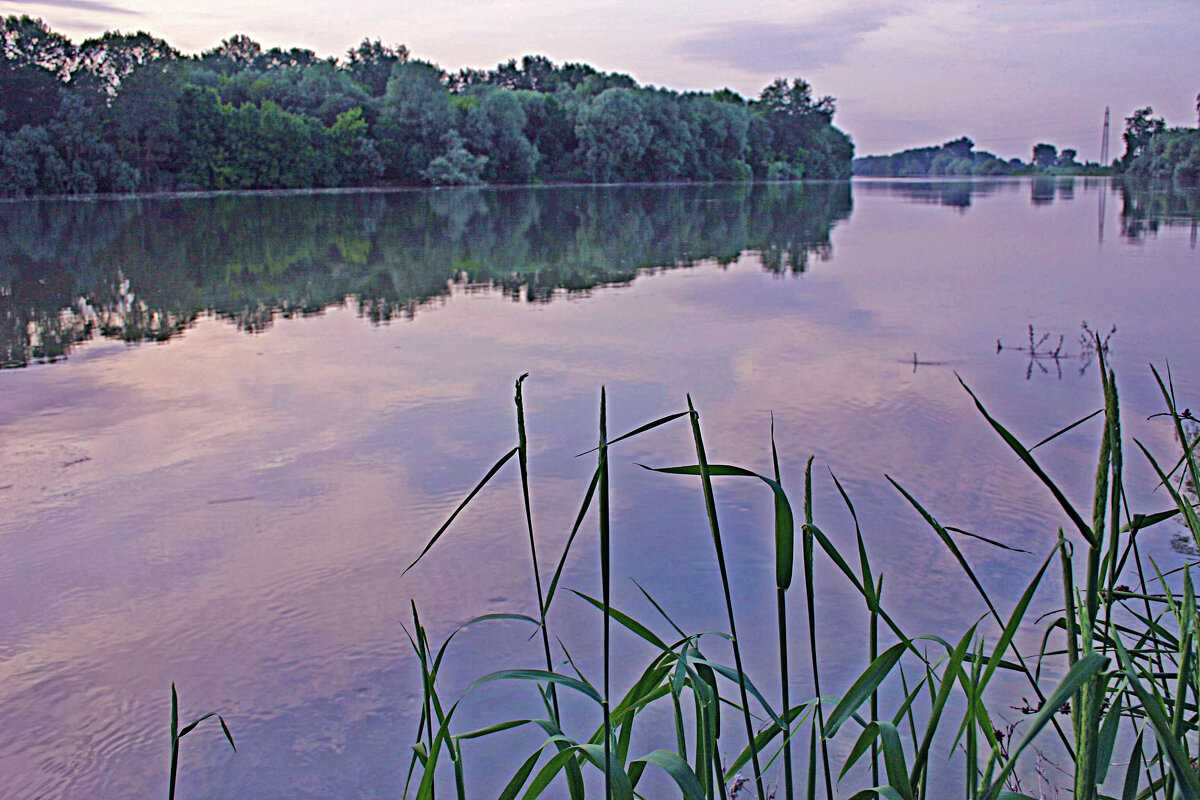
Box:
1100;107;1110;165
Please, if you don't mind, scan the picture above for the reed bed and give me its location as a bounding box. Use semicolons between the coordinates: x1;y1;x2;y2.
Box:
396;351;1200;799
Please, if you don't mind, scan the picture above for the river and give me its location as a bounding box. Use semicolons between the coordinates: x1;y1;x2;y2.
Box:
0;178;1197;798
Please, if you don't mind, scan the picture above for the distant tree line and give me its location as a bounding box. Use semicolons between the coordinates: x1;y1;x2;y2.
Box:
0;16;854;196
859;97;1200;183
852;136;1106;177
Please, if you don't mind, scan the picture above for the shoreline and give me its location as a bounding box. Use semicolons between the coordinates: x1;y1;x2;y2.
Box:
0;173;1148;204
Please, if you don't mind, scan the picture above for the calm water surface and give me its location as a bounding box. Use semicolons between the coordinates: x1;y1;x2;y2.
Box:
0;179;1197;798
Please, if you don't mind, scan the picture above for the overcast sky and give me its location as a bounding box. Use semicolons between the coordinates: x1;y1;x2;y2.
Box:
4;0;1198;159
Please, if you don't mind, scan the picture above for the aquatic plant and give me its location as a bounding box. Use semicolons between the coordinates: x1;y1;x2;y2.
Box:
403;352;1200;799
168;683;235;800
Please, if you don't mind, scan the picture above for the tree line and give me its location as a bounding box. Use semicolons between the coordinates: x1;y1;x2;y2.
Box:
853;136;1106;177
0;16;854;196
1115;105;1200;182
857;99;1200;182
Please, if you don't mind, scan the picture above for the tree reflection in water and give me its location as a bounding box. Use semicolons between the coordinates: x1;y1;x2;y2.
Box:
0;182;851;368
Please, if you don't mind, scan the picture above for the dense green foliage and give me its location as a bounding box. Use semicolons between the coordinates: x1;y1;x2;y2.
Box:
0;16;853;196
1116;107;1200;182
853;136;1105;177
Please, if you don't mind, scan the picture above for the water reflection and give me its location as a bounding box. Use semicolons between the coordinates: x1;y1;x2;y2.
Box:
995;323;1116;380
1120;179;1200;244
0;177;1197;800
0;183;851;369
853;178;1020;209
851;177;1200;247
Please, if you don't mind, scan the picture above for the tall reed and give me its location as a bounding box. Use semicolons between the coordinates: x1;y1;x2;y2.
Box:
516;374;561;722
167;684;235;800
402;365;1200;800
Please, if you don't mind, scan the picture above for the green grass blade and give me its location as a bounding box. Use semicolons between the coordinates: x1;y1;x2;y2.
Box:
672;691;688;761
1135;439;1200;547
977;546;1059;692
616;711;634;767
724;702;817;777
981;652;1109;800
631;749;705;800
543;465;600;615
1094;690;1123;785
570;590;671;651
1151;365;1200;528
405;446;520;573
415;699;462;800
497;747;547;800
803;522;918;657
689;657;785;729
825;642;907;738
520;746;578;800
877;722;915;800
432;613;541;674
957;375;1095;545
1113;636;1200;799
600;388;613;800
943;526;1033;554
631;580;689;640
515;374;561;721
169;684;179;800
839;722;880;782
1123;508;1182;534
532;719;586;800
1029;408;1104;450
470;669;604;705
578;743;634;800
909;624;976;789
455;719;540;741
828;471;874;601
641;463;794;590
802;455;835;800
848;790;908;800
218;716;235;752
684;394;767;800
177;712;216;738
574;411;689;456
1121;734;1143;800
807;713;819;800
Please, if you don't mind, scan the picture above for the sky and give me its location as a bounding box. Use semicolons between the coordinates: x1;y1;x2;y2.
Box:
3;0;1198;159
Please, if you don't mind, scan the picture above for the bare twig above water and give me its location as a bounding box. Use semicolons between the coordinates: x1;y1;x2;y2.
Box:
996;322;1115;379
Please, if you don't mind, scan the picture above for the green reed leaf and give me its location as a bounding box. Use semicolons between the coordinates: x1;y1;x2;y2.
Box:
825;642;907;739
631;749;705;800
957;376;1095;545
570;590;671;652
405;446;520;574
471;670;604;705
641;462;795;591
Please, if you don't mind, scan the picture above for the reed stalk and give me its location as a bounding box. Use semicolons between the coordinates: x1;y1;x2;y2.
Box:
399;366;1200;800
167;684;235;800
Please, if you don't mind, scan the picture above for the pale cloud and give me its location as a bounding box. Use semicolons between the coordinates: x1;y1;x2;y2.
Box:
675;8;897;74
1;0;139;15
